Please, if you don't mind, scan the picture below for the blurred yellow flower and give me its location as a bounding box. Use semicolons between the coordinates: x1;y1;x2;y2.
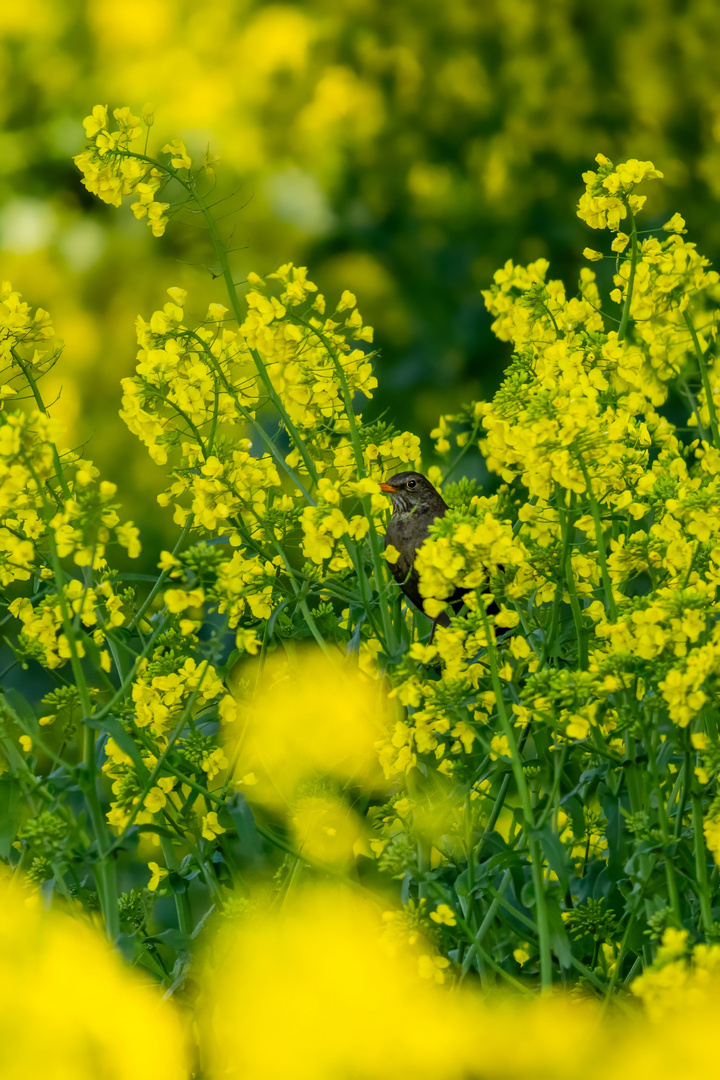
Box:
290;792;365;865
0;877;187;1078
224;647;392;808
201;810;226;841
429;903;457;927
198;885;469;1080
147;861;169;891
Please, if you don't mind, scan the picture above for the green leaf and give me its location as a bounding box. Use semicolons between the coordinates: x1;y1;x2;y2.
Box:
533;823;570;893
3;688;37;730
227;793;264;861
83;714;149;781
546;897;573;969
0;778;22;858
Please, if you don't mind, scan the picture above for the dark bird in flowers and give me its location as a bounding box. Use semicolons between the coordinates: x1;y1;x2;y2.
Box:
380;471;468;629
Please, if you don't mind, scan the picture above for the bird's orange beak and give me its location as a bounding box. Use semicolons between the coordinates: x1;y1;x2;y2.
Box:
380;482;397;493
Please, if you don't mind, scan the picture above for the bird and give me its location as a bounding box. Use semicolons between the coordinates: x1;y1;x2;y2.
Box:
380;471;468;629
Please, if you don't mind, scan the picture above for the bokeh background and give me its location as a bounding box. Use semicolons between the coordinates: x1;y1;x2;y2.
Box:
3;0;720;555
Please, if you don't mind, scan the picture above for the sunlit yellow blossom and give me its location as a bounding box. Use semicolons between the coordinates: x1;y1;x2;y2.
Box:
430;903;457;926
147;861;169;892
201;811;226;841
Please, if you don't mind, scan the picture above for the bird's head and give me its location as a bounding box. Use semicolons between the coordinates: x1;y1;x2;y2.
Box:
379;471;447;515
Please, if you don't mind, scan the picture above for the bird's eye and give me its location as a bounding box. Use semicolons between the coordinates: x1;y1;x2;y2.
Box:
406;479;417;488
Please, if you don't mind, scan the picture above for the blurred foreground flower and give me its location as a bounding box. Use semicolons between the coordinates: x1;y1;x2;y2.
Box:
199;884;474;1080
0;879;187;1080
225;648;391;803
200;882;720;1080
223;648;395;865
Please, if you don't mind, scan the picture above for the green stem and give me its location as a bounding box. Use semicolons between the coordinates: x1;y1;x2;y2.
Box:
128;514;195;631
678;376;710;444
684;310;720;449
11;349;71;500
692;791;714;935
617;212;638;343
447;903;529;992
159;836;193;939
645;727;681;923
479;605;552;989
191;187;321;485
578;457;617;619
475;724;532;860
292;314;398;653
27;442;119;940
601;914;635;1009
460;868;513;979
624;732;643;815
486;882;611;997
673;745;692;842
554;487;587;667
107;663;213;854
181;329;316;505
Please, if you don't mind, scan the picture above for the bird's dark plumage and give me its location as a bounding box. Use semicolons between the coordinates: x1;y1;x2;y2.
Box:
380;471;466;627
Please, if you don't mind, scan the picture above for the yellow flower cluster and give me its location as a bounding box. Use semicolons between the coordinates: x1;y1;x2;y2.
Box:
10;580;123;671
0;283;145;674
414;501;527;617
10;867;720;1080
242;270;375;429
75;105;194;237
577;154;663;231
0;279;53;369
120;266;418;592
131;655;225;737
631;927;720;1020
102;644;230;833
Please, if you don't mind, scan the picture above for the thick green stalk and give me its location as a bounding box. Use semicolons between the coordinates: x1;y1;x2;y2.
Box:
480;605;552;989
578;458;617;619
159;836;193;939
692;791;714;935
296;315;397;652
192;187;321;485
617;212;638;343
684;310;720;449
23;403;120;939
645;728;681;923
554;488;587;667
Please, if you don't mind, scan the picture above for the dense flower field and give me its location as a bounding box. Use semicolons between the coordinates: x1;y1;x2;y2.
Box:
3;106;720;1075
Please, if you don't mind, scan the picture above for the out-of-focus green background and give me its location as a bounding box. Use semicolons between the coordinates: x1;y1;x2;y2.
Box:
3;0;720;551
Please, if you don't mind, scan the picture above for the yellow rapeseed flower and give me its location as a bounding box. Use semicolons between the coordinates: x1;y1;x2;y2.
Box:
0;877;187;1077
